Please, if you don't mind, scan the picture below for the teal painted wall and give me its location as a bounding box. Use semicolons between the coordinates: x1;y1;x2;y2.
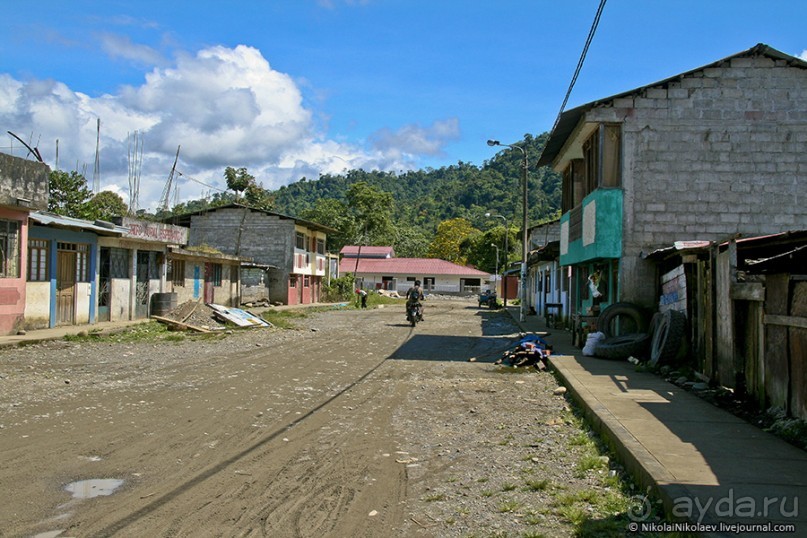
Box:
560;188;623;266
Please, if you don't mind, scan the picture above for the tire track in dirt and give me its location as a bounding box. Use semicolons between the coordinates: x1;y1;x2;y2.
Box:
87;308;414;537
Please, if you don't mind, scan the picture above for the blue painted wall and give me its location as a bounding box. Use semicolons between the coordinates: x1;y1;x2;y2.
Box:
29;225;99;327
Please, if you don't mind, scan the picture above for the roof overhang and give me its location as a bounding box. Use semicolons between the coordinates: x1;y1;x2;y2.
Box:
30;211;128;235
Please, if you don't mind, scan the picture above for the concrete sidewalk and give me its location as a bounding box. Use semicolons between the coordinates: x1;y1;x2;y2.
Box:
506;307;806;536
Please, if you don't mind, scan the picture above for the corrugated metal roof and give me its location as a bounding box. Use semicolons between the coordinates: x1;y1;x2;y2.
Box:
340;245;395;257
339;257;490;277
538;43;807;168
30;211;128;235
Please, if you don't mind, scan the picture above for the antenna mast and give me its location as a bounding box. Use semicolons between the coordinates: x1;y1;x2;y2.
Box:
160;145;181;212
93;118;101;192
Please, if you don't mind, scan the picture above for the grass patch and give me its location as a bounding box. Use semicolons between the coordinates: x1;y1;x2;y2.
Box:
65;321;169;343
259;309;310;329
568;431;591;446
422;492;445;502
524;478;550;491
501;483;517;492
575;454;608;477
556;504;587;526
163;333;186;342
522;531;549;538
497;500;521;513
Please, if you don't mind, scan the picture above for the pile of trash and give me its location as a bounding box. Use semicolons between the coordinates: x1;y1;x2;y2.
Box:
495;333;553;370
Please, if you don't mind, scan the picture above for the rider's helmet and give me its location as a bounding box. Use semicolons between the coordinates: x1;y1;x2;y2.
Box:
415;280;421;286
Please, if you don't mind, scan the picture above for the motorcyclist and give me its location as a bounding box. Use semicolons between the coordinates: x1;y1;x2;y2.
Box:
406;280;425;321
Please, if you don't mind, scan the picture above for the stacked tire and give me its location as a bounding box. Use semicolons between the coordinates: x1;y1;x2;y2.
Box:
649;309;687;366
593;303;650;360
592;303;687;364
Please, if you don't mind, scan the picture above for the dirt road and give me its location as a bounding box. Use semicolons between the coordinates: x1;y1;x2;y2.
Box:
0;299;636;537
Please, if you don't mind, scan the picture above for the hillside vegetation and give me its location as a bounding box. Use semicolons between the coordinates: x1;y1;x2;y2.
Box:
273;132;560;236
162;133;561;271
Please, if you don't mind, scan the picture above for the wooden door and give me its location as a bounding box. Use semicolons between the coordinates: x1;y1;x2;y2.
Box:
56;250;76;325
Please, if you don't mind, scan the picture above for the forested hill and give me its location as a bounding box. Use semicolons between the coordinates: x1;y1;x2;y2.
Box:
272;132;561;235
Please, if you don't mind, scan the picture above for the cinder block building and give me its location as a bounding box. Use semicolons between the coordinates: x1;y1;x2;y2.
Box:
171;204;335;305
537;43;807;319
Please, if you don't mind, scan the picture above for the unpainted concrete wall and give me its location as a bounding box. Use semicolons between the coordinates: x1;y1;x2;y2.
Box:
0;153;49;210
586;56;807;306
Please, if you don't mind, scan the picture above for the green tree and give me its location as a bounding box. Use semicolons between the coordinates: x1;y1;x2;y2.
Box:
48;170;93;217
427;218;478;264
82;191;128;221
345;182;395;246
392;226;429;258
300;198;354;253
243;181;274;211
224;167;255;200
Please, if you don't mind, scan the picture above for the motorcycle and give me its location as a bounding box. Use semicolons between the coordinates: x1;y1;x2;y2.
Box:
406;302;423;327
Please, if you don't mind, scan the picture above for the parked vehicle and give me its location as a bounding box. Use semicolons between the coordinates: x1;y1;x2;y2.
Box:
478;290;498;309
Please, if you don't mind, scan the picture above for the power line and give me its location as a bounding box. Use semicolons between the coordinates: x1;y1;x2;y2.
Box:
538;0;608;163
175;169;228;194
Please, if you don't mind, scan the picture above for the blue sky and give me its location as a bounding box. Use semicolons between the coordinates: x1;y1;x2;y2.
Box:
2;0;806;211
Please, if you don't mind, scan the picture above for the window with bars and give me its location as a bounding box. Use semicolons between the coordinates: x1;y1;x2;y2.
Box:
0;219;20;278
28;239;48;281
212;263;223;286
316;238;325;254
109;248;129;278
169;259;185;286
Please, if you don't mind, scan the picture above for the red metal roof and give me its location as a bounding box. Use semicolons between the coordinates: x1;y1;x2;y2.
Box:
340;245;395;257
339;257;490;277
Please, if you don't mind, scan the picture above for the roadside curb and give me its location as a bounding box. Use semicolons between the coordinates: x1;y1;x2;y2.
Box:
503;307;674;519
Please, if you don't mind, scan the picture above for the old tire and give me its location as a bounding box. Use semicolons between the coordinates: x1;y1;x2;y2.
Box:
649;310;686;366
593;333;651;360
598;302;649;338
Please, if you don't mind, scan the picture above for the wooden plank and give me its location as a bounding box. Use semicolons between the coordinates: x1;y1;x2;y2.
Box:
790;282;807;419
151;315;212;333
730;282;765;302
764;274;789;410
715;249;734;387
763;314;807;329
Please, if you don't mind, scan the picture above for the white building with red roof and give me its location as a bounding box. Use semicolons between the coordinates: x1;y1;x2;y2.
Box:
339;246;492;295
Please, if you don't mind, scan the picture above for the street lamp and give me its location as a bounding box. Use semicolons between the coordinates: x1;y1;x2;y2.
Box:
487;139;529;323
485;212;508;307
490;243;499;295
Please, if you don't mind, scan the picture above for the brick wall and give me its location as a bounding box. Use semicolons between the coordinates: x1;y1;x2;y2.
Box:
189;208;295;302
588;56;807;306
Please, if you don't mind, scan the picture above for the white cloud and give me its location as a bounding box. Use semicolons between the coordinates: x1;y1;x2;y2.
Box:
99;33;166;66
370;118;461;158
0;43;445;211
800;49;807;61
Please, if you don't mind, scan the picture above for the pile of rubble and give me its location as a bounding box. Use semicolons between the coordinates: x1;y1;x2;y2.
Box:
155;299;227;331
152;300;270;332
